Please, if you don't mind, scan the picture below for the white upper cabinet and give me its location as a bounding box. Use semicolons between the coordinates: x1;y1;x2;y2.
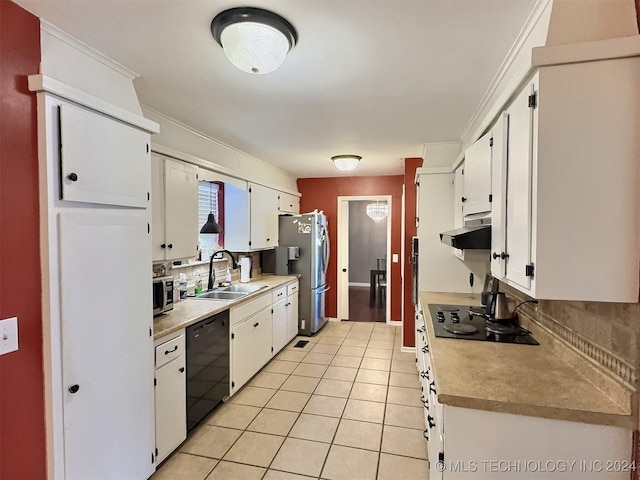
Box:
59;104;150;208
278;191;300;214
462;130;492;216
151;154;199;262
224;182;279;251
250;183;279;250
492;56;640;302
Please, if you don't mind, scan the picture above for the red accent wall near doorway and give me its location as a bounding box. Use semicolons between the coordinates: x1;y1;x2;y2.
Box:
403;158;423;347
297;176;404;323
0;2;46;479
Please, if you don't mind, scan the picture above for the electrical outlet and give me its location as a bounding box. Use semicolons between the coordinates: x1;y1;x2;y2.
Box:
0;317;19;355
392;254;398;263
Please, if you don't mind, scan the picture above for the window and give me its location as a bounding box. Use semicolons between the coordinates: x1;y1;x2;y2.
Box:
198;181;223;260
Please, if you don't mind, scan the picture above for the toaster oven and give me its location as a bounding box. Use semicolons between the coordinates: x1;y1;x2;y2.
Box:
153;275;174;316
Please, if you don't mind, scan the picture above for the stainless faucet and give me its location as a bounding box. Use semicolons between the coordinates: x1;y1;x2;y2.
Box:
207;250;238;290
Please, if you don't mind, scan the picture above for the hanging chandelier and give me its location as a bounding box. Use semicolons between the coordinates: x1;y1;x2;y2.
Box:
366;202;388;222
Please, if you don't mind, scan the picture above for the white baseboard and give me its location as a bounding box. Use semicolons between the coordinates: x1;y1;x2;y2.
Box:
401;346;416;354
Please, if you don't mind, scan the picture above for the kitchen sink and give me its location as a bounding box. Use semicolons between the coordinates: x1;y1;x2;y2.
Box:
194;291;247;301
194;284;266;301
217;284;266;294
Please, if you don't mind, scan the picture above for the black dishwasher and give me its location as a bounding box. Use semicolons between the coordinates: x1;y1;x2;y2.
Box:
185;309;229;432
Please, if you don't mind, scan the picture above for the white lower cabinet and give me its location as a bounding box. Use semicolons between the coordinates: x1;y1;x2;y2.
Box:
273;281;300;354
286;282;299;342
272;287;288;354
154;332;186;464
230;293;273;393
415;304;631;479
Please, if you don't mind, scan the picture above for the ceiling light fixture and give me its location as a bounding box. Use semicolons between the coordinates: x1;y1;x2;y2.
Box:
211;7;298;75
366;202;388;222
331;155;362;171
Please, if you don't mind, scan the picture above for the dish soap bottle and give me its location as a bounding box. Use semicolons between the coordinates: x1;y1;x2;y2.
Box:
225;266;232;284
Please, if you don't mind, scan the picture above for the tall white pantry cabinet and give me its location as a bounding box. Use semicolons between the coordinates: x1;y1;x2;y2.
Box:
30;75;159;480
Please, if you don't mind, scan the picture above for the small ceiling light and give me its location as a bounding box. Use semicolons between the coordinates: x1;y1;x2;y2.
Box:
331;155;361;171
366;202;388;222
211;7;298;75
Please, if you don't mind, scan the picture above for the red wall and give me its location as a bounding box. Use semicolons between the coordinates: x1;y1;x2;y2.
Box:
297;176;404;322
402;158;423;347
0;2;46;478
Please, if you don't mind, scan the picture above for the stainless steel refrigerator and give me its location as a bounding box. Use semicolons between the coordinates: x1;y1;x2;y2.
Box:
279;212;330;335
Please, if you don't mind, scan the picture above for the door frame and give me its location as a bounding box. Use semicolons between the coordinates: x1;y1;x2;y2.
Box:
337;195;392;323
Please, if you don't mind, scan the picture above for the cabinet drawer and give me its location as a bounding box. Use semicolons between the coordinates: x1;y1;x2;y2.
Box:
155;334;185;369
272;287;286;303
231;292;271;326
287;282;299;296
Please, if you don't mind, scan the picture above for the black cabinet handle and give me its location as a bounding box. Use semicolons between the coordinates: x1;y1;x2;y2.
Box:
492;252;500;259
423;429;429;441
429;381;436;395
161;243;166;249
500;252;509;260
67;172;78;182
342;268;347;272
165;346;178;355
68;384;80;394
266;238;270;242
167;243;173;249
179;367;185;373
461;196;467;203
253;322;259;328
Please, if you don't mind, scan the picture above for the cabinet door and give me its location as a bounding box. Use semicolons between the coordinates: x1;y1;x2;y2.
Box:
164;158;198;260
249;183;279;249
462;131;492;215
490;113;508;279
452;165;464;259
278;192;300;214
272;299;287;354
59;104;150;208
231;307;273;391
286;291;299;343
155;357;186;463
151;155;166;262
504;82;536;290
59;212;154;480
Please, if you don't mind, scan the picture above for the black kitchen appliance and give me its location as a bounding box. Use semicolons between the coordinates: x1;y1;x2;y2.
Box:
186;310;230;431
427;303;538;345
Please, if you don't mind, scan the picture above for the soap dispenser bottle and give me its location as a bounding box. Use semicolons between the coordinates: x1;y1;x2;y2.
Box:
225;266;232;284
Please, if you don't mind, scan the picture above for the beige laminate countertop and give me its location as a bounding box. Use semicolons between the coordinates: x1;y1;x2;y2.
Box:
419;291;633;429
154;275;299;340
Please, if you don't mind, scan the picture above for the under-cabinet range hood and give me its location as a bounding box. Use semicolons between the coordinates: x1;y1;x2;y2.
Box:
439;225;491;250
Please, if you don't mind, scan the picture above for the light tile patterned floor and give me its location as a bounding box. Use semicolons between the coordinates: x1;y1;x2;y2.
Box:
151;321;429;480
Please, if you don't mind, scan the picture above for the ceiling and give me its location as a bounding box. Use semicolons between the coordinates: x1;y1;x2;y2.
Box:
14;0;537;178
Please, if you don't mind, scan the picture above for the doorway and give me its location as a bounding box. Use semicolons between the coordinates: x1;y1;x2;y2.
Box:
337;196;392;323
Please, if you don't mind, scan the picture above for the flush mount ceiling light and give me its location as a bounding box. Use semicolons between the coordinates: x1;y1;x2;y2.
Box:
331;155;361;171
211;7;298;75
366;202;389;222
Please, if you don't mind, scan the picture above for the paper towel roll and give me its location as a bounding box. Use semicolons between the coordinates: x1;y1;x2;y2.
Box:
240;257;251;283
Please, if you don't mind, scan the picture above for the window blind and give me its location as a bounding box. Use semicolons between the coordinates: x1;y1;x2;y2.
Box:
198;181;220;259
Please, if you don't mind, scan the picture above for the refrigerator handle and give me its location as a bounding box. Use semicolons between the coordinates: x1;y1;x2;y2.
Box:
317;285;330;294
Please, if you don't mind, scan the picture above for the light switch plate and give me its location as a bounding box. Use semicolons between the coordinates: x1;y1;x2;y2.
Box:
0;317;19;355
392;254;399;263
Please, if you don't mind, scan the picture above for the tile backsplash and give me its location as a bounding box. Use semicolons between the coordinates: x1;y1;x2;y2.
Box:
158;251;262;296
501;283;639;390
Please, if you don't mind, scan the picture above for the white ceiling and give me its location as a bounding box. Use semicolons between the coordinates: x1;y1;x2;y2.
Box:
15;0;537;178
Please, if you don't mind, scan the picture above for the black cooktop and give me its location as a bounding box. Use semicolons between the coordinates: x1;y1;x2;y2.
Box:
428;304;539;345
